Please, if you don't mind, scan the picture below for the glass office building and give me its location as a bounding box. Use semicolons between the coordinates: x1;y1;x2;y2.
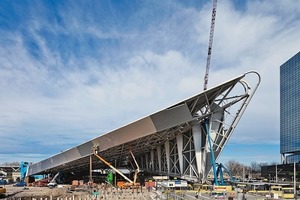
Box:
280;51;300;163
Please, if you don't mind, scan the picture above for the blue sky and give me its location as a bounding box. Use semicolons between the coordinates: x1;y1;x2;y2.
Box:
0;0;299;166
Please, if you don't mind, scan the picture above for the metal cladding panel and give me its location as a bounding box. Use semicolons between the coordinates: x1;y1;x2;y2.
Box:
62;148;82;163
93;116;156;152
39;148;84;171
27;161;40;175
211;103;224;132
51;154;65;167
77;141;94;157
150;103;193;132
205;150;221;176
40;159;53;171
28;148;83;174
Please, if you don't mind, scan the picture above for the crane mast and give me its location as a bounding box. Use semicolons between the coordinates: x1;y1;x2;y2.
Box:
203;0;224;187
203;0;217;91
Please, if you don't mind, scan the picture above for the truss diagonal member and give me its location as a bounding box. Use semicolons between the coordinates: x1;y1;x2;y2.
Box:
190;97;200;114
215;78;249;108
201;71;261;182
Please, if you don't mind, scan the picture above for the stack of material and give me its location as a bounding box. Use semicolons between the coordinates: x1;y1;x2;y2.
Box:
79;180;84;186
72;180;79;186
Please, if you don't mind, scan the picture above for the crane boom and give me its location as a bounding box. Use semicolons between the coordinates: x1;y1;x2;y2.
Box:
93;153;133;184
203;0;217;91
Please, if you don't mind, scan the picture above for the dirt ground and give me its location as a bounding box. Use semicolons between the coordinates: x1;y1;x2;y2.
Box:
1;184;155;200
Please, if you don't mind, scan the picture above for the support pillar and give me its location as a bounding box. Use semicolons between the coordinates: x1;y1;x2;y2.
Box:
176;133;183;175
145;153;149;170
157;145;162;173
165;140;170;174
150;150;154;171
192;123;203;181
89;155;93;183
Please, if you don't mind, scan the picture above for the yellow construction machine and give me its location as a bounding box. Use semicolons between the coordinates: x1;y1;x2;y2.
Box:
0;186;6;197
92;145;140;189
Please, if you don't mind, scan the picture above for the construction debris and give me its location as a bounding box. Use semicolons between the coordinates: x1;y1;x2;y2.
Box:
1;183;153;200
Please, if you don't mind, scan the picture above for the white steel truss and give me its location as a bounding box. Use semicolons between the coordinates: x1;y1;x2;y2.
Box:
169;138;180;175
134;71;260;182
28;72;260;184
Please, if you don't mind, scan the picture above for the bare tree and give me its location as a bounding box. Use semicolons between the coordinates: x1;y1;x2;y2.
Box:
258;162;269;168
225;160;243;177
250;161;260;173
269;161;279;165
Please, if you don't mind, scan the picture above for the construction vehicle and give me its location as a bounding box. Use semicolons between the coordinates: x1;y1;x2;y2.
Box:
0;171;7;180
206;119;234;188
215;163;235;185
93;147;133;185
47;172;60;188
14;161;28;187
0;186;6;198
92;145;140;189
13;181;26;187
202;0;234;188
203;0;218;183
106;170;114;185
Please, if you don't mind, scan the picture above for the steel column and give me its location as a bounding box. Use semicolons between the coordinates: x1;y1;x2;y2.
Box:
176;133;183;175
157;145;162;173
150;150;154;171
192;123;203;181
165;140;170;174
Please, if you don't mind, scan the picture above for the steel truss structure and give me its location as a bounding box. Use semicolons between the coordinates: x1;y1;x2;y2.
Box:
28;71;260;183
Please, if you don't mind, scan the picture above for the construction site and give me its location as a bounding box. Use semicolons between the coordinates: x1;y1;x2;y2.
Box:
1;0;262;199
1;0;299;200
1;68;273;200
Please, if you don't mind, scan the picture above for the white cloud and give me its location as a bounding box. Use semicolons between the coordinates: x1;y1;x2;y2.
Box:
198;0;300;145
0;0;300;164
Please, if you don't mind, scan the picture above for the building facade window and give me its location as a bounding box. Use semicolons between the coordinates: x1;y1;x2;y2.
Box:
280;51;300;163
